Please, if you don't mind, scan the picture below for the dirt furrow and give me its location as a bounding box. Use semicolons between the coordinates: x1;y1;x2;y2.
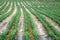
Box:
28;22;34;40
17;7;24;40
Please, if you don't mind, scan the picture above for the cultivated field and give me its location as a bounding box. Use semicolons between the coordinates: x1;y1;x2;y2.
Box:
0;0;60;40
